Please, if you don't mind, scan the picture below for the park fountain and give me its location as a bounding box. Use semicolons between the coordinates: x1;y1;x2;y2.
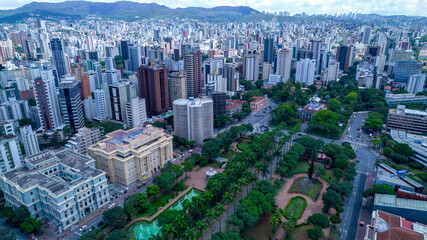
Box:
300;176;314;191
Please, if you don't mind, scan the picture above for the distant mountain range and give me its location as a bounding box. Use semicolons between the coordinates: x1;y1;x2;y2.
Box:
0;1;266;23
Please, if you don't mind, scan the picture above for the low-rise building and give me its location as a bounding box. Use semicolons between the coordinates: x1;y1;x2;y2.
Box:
297;97;327;122
390;130;427;167
250;96;267;112
66;127;101;155
226;100;244;118
376;163;424;193
0;150;109;232
88;126;173;186
364;210;426;240
387;105;427;135
385;93;427;107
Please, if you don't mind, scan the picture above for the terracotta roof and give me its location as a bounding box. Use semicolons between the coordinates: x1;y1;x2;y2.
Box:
377;211;424;240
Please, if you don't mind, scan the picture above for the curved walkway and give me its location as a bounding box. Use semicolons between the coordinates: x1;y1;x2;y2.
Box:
273;173;330;239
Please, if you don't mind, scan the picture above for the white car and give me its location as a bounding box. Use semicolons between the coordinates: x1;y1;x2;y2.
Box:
79;225;88;232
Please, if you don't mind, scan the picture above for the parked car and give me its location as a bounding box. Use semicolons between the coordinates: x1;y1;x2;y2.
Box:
97;221;105;227
79;225;88;232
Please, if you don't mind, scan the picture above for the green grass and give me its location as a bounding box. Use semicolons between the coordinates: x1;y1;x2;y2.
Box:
195;161;223;171
290;162;310;175
321;169;339;184
242;212;276;240
284;196;307;219
172;181;187;192
289;178;323;201
218;149;236;159
285;225;312;240
237;138;252;151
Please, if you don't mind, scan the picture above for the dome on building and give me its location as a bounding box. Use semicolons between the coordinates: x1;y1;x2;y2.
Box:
377;218;390;233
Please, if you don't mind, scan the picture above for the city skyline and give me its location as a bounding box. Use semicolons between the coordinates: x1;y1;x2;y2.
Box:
1;0;426;17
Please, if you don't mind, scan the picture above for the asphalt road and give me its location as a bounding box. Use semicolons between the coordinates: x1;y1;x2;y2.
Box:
339;112;377;240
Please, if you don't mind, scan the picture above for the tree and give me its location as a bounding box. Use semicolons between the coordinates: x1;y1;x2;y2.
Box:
103;207;127;229
214;115;233;128
107;229;128;240
362;184;396;198
335;158;350;170
343;92;358;104
20;217;42;234
212;231;242;240
328;181;353;197
179;146;186;152
322;189;344;213
330;214;341;225
306;227;324;240
154;173;176;191
308;161;315;178
18;118;37;130
314;165;326;177
28;98;37;107
199;156;208;166
272;104;297;126
182;160;194;177
10;206;30;227
134;193;149;212
327;99;342;113
123;199;137;220
147;185;160;199
308;110;340;137
307;213;330;229
364;112;383;131
202;138;223;159
333;168;344;178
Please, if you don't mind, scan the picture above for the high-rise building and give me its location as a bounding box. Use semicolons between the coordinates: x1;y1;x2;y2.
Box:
50;38;69;77
276;49;292;81
362;26;372;44
109;82;130;122
0;134;23;173
88;126;173;185
243;50;260;82
33;69;63;132
105;57;114;70
94;89;108;120
406;74;426;94
66;127;101;154
120;40;130;61
184;51;202;98
0;99;29;121
336;45;355;70
80;72;93;100
127;46;141;73
310;40;322;63
169;72;186;103
20;125;40;156
263;38;274;63
0;150;109;232
395;61;422;83
126;97;147;128
212;92;227;117
58;76;85;132
105;69;121;85
137;64;170;116
173;98;213;145
296;58;316;86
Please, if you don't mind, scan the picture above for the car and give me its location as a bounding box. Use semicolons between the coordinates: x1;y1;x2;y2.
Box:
79;225;88;232
97;221;105;227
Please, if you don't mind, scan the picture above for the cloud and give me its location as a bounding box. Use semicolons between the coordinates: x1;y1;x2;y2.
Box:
0;0;425;16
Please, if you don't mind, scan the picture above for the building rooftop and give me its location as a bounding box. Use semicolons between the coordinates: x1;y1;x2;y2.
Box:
3;149;102;196
375;194;427;213
251;96;266;103
390;130;427;166
375;211;426;240
377;163;424;189
226;100;244;110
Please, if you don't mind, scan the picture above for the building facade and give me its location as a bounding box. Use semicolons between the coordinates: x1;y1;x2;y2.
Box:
66;127;101;155
88;126;173;185
126;97;147;128
296;58;316;86
212;92;226;117
387;105;427;135
20;125;40;156
184;51;202;98
0;150;109;232
58;77;85;132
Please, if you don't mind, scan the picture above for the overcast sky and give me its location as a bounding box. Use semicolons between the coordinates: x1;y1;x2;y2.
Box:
1;0;426;17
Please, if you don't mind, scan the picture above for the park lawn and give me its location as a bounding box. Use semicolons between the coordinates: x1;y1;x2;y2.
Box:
237;138;252;151
284;197;307;219
195;161;223;171
285;225;312;240
243;212;276;240
218;149;236;160
322;169;338;184
289;178;323;201
289;162;309;175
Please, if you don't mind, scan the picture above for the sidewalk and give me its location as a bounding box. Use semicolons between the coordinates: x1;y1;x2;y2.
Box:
354;170;375;240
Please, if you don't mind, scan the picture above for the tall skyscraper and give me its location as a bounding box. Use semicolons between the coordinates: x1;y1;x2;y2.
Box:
296;58;316;86
243;50;260;82
126;97;147;128
0;134;23;173
406;74;426;93
223;63;237;91
395;61;422;83
94;89;108;120
58;76;85;132
362;26;372;44
184;51;202;98
310;40;322;63
336;45;355;70
33;69;63;132
137;64;170;116
20;125;40;156
128;46;141;73
105;57;114;70
173;98;213;145
109;82;130;122
263;38;274;63
276;49;292;81
50;38;68;77
120;40;130;62
212;92;227;117
169;72;186;103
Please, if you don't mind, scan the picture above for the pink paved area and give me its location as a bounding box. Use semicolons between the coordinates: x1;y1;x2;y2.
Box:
273;173;331;240
185;166;224;190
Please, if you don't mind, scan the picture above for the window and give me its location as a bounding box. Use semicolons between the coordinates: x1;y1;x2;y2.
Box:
30;192;33;196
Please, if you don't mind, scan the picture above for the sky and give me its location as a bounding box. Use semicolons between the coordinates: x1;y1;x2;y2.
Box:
1;0;426;17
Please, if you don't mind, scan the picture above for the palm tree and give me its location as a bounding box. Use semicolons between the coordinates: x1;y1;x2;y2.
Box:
206;209;218;238
182;228;196;240
223;191;234;218
215;204;226;232
203;190;214;208
195;220;208;238
148;232;162;240
229;183;241;212
269;211;283;227
176;214;188;236
162;224;177;240
282;217;297;233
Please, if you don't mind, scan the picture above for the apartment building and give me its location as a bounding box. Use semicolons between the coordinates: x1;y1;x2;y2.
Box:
66;127;101;155
88;126;173;186
0;150;109;232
